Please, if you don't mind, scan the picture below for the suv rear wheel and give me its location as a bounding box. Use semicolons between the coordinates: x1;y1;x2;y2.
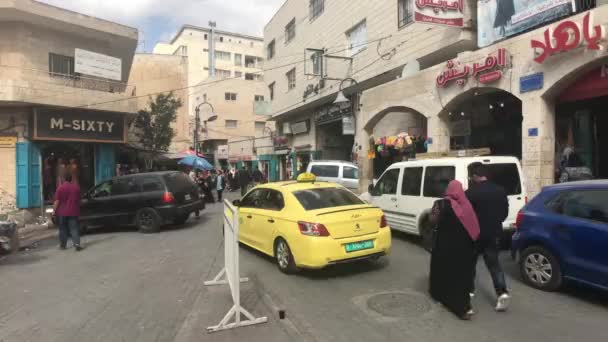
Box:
520;246;562;291
136;208;161;233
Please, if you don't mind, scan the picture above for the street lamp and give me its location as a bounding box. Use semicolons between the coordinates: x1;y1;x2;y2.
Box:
194;95;218;154
333;77;359;105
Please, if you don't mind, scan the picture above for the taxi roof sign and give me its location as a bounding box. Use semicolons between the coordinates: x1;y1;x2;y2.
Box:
297;172;316;183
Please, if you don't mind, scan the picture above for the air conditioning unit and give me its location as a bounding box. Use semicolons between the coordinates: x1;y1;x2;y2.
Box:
283;122;292;135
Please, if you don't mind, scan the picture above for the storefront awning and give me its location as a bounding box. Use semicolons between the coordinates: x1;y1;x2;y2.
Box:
560;66;608;103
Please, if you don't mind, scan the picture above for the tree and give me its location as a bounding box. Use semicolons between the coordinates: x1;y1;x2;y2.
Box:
134;92;182;153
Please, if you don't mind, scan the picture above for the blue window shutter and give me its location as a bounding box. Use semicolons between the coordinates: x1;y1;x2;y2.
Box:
252;160;259;171
95;145;116;184
29;143;41;207
16;142;30;208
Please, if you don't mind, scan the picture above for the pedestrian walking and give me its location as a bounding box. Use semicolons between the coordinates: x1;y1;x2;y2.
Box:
53;173;83;251
216;170;226;202
466;162;511;311
252;167;264;185
239;166;251;197
429;180;480;320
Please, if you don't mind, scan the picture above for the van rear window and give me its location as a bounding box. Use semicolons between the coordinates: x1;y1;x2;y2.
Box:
293;188;364;210
485;163;522;195
310;165;339;178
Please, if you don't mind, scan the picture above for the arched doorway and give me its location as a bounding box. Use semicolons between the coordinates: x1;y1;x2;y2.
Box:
366;107;428;179
441;88;523;159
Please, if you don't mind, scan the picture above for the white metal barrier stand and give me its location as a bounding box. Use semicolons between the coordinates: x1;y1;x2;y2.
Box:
204;199;268;333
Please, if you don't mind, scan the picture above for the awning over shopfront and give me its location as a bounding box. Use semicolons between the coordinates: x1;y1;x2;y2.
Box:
559;65;608;103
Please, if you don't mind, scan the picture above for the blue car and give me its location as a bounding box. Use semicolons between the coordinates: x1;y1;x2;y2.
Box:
511;180;608;291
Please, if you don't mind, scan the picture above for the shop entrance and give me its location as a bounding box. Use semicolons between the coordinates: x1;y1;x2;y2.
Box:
445;89;522;159
40;142;95;201
316;120;354;161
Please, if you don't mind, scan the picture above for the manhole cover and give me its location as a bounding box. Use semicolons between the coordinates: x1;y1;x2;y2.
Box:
366;292;431;317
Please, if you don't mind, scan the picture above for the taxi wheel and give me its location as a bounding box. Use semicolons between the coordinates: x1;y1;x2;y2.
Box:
274;238;298;274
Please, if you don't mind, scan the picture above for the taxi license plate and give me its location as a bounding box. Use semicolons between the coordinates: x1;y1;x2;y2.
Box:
185;194;191;201
345;240;374;253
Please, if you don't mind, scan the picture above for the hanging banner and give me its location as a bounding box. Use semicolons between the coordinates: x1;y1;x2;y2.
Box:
413;0;464;27
478;0;575;48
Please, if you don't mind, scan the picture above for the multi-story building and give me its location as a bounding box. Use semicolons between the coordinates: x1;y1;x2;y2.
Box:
263;0;476;181
266;0;608;199
0;0;138;214
153;25;272;170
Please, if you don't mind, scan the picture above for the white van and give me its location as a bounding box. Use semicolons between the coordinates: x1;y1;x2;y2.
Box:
363;156;526;247
306;161;359;191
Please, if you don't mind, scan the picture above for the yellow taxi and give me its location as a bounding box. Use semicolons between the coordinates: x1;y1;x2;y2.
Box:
233;173;391;273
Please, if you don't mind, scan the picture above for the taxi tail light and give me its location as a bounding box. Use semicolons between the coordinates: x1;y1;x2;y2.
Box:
380;215;388;228
162;191;175;204
298;221;330;237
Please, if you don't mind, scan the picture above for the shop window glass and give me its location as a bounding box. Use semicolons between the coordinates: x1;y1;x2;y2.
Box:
484;163;522;195
310;165;339;178
374;168;400;195
343;166;358;179
402;167;423;196
423;166;455;198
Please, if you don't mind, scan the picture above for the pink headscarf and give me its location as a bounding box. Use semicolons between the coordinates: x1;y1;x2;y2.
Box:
445;180;480;241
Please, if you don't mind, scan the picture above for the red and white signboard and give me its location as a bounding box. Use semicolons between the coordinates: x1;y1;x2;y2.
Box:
436;48;508;87
413;0;464;28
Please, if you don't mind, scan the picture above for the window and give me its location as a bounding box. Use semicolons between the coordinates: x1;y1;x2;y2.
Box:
173;46;187;56
346;20;367;57
204;34;208;40
215;50;231;61
90;180;113;198
269;82;275;100
245;55;263;68
245;73;262;81
373;169;400;195
224;92;237;101
219;36;224;42
215;69;231;79
310;50;323;76
139;177;164;192
482;163;522;195
285;18;296;44
235;71;242;78
225;120;238;129
241;189;268;208
309;0;325;20
548;190;608;224
111;178;140;195
401;167;423;196
286;68;296;91
255;121;267;135
293;188;364;211
48;53;75;77
264;190;285;210
235;53;242;66
310;165;339;178
343;166;358;179
254;95;265;102
267;39;276;60
398;0;414;27
423;166;456;198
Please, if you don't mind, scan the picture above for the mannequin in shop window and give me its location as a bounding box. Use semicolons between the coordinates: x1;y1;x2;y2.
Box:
55;158;67;191
69;158;80;186
44;157;54;201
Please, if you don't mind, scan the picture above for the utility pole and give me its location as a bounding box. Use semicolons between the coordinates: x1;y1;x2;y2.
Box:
208;21;216;78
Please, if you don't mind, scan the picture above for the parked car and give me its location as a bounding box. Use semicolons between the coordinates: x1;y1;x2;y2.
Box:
306;160;359;191
511;180;608;291
49;171;204;234
233;173;391;273
362;156;526;250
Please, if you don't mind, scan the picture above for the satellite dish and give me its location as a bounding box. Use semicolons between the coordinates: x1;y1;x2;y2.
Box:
401;60;420;79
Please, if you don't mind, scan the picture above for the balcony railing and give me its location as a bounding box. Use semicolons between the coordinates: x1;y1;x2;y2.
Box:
48;71;130;94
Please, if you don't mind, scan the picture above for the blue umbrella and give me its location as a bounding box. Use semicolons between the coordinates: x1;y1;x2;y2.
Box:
178;155;213;171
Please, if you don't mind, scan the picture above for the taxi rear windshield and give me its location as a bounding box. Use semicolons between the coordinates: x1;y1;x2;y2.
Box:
293;188;364;211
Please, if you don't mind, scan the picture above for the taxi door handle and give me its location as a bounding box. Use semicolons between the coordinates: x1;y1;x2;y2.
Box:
390;198;398;202
246;215;252;219
267;218;275;223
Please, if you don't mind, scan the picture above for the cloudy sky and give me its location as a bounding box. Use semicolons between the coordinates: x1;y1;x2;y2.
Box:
38;0;285;52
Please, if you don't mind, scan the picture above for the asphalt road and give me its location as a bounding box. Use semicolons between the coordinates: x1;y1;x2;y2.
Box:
1;195;607;342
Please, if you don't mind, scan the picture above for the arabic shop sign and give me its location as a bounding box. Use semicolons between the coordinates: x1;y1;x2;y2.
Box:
34;109;126;143
436;48;508;87
531;13;606;64
413;0;464;27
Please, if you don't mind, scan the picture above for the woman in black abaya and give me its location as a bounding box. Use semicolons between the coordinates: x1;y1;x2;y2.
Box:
429;180;480;320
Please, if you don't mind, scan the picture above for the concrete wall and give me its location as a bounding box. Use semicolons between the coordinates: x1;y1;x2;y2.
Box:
263;0;477;118
129;54;190;152
358;6;608;196
0;108;29;213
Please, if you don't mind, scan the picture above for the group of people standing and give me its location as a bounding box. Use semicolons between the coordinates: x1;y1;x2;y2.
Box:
188;165;266;203
429;163;510;320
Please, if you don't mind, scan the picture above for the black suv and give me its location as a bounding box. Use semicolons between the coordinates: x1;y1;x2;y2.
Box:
77;171;204;233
